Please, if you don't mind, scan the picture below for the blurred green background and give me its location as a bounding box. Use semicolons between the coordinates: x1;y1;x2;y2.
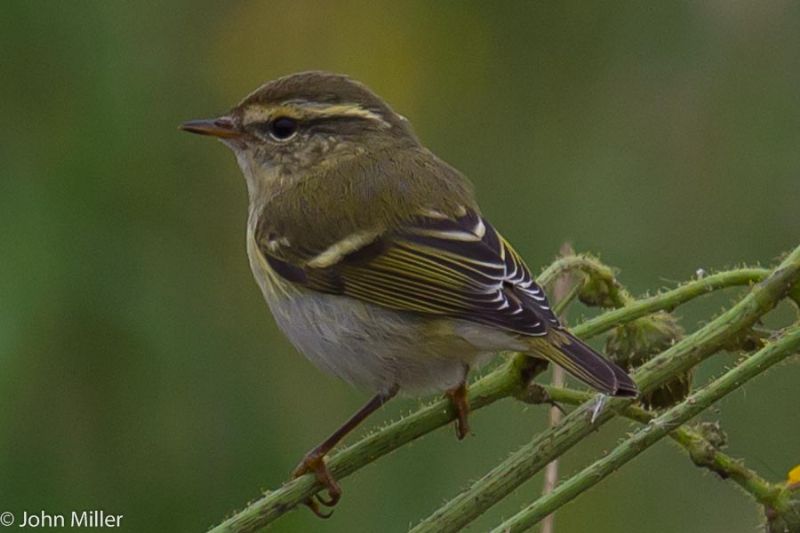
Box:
2;2;799;532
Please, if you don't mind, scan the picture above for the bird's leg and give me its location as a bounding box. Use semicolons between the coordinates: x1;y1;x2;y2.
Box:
292;385;398;517
445;375;471;440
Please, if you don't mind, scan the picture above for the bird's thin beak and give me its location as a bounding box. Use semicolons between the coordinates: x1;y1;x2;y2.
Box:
179;116;241;138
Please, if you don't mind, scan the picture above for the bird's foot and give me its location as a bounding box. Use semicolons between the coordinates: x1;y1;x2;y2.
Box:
292;452;342;518
445;382;471;440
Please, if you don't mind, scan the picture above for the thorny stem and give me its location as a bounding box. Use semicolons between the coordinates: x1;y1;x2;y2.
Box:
492;325;800;532
539;385;783;509
207;261;778;533
538;254;634;307
572;267;768;339
410;247;800;533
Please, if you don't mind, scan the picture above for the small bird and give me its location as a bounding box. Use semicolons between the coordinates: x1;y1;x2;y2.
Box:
181;71;637;515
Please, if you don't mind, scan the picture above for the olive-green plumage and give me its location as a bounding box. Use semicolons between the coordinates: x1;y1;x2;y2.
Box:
253;144;478;265
181;71;638;512
183;69;638;396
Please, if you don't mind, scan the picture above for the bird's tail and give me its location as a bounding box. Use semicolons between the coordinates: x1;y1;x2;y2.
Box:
528;329;638;397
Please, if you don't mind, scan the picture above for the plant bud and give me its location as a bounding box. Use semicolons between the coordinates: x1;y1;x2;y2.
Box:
606;311;689;409
693;421;727;449
578;275;621;308
764;484;800;533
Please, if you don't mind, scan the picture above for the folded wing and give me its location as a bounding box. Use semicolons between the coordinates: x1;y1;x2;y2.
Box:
258;207;638;396
263;208;558;337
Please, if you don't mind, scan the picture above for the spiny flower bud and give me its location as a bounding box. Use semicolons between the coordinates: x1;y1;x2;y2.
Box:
764;479;800;533
578;274;623;308
605;311;688;409
693;421;727;449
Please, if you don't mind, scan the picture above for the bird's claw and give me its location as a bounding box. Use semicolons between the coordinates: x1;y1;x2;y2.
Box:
292;453;342;518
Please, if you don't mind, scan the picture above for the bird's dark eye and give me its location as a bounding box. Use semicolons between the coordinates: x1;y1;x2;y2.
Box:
269;117;298;141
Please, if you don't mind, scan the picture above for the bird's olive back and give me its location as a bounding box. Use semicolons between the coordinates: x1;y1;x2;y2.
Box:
254;144;478;257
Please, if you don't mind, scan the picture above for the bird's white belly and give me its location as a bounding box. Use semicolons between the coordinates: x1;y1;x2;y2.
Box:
264;289;479;394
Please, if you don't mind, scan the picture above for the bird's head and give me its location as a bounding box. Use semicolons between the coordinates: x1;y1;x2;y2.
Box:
181;71;418;199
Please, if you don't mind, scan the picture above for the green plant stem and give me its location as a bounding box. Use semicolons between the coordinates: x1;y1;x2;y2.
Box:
539;254;628;293
491;325;800;532
207;266;771;533
673;425;782;506
572;267;767;339
540;385;782;508
411;249;800;533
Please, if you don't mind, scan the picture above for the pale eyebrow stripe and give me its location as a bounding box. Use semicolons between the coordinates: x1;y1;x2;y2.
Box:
243;102;391;128
298;103;390;127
